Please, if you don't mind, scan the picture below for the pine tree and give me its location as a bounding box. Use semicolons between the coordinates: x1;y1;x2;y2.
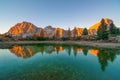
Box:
116;28;120;34
110;23;117;34
97;19;109;40
82;28;88;35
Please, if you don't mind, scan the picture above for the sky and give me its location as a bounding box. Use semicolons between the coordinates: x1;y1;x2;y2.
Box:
0;0;120;33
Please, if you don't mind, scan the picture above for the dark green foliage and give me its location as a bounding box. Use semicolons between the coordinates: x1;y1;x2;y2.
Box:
5;35;12;38
97;19;109;40
36;37;48;41
0;39;3;41
25;36;32;40
75;36;81;40
83;48;88;56
82;28;88;35
116;28;120;34
110;23;117;34
97;25;109;40
25;36;48;41
97;49;116;71
61;37;70;41
48;37;54;40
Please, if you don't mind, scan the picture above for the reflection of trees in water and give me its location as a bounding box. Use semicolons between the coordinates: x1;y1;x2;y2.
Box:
9;44;120;71
82;48;88;56
73;47;82;57
66;46;72;56
97;49;120;71
44;46;54;54
9;45;86;58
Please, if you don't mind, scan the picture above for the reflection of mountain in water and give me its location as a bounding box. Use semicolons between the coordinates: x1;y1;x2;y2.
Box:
89;49;99;56
10;45;38;58
10;45;99;58
9;44;120;71
9;45;65;58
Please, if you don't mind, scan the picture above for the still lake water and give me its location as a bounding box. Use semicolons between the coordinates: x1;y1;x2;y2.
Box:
0;44;120;80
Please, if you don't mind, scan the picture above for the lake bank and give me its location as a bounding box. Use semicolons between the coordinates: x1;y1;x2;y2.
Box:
0;41;120;49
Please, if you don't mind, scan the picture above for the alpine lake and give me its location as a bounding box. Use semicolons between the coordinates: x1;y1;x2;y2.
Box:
0;43;120;80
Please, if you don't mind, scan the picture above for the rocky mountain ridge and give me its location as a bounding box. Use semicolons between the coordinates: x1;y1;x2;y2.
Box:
6;18;114;38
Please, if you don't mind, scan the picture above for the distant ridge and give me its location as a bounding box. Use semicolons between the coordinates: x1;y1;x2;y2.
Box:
6;18;114;38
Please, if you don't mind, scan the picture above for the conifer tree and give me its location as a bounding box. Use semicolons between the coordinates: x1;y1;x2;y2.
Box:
97;19;109;40
82;28;88;35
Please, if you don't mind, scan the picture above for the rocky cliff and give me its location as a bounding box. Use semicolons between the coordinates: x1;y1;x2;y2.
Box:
8;21;41;37
88;18;113;35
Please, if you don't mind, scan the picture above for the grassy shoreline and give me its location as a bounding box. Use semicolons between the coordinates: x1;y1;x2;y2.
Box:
0;41;120;49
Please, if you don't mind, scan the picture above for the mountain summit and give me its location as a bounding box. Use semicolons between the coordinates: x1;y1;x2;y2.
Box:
8;21;39;35
88;18;113;35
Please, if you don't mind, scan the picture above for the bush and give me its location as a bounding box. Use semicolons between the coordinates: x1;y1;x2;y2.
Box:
36;37;48;41
48;37;54;40
5;35;12;38
61;37;70;41
25;36;33;40
0;39;3;41
75;36;81;40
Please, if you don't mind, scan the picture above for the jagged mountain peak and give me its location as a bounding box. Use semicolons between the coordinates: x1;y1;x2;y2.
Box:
88;18;113;35
44;25;53;29
89;18;113;30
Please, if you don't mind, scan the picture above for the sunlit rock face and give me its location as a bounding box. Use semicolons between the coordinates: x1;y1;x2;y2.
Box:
88;18;113;35
6;18;114;38
8;21;41;38
7;22;68;38
54;27;64;38
71;27;84;37
44;26;67;38
44;26;55;38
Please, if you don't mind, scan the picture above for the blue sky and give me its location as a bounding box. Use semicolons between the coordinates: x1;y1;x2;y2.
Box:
0;0;120;33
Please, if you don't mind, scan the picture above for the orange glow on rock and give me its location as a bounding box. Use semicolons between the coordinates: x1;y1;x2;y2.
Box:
88;18;112;35
89;49;99;56
54;27;63;37
74;27;84;36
